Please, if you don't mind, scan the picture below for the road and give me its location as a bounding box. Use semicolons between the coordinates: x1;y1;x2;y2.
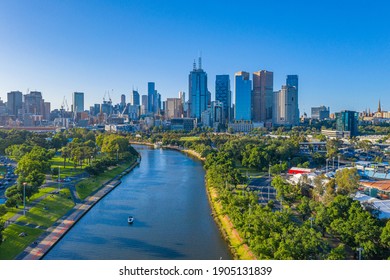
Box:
247;177;281;211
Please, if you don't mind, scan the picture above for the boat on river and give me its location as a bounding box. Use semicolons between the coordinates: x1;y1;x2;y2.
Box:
128;216;134;224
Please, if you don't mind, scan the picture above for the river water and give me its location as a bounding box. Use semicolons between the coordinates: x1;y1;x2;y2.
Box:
44;145;231;260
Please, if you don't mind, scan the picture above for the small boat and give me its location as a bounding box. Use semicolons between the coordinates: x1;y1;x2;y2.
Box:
128;216;134;224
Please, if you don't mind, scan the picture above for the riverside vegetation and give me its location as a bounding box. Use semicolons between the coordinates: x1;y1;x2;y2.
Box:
0;129;138;259
129;131;390;260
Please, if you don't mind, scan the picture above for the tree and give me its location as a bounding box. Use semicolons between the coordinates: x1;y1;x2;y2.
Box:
335;168;360;195
327;244;347;260
381;220;390;248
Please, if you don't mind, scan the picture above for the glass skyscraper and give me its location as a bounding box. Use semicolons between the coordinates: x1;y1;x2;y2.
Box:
72;92;84;113
215;74;231;123
189;57;208;120
234;71;252;121
252;70;273;122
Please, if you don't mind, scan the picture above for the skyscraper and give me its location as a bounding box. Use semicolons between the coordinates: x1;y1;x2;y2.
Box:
7;91;23;117
286;75;298;91
215;74;231;123
24;91;44;115
273;85;299;126
141;94;148;115
188;57;208;120
252;70;273;122
166;98;182;119
234;71;252;121
130;90;140;106
72;92;84;113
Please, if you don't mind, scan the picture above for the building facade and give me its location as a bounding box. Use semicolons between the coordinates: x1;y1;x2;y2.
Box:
188;57;208;120
72;92;84;113
234;71;251;121
215;74;231;123
252;70;273;123
7;91;23;117
336;110;359;137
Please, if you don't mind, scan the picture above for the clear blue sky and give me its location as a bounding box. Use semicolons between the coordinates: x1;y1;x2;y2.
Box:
1;0;389;115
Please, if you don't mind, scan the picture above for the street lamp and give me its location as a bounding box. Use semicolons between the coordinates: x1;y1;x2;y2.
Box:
23;182;27;216
338;155;340;169
357;247;363;260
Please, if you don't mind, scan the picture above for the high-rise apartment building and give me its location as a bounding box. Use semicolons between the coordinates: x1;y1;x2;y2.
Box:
7;91;23;117
72;92;84;113
215;74;231;123
189;57;208;120
234;71;252;121
252;70;273;122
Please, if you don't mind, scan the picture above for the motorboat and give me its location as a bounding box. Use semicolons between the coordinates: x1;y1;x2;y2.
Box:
128;216;134;224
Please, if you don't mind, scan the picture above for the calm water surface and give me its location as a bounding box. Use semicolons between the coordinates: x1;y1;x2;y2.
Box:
44;145;231;260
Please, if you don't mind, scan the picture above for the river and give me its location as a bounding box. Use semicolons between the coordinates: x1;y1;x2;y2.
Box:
43;145;231;260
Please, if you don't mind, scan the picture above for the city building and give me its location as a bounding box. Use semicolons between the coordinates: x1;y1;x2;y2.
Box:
170;118;197;131
7;91;23;117
252;70;273;123
215;74;231;123
24;91;44;115
234;71;252;121
273;76;299;126
188;57;209;120
228;120;253;133
130;90;140;106
141;94;148;115
311;106;330;120
336;110;359;137
166;98;182;119
72;92;84;113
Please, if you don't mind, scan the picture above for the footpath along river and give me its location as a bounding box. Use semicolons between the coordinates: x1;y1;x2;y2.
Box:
44;145;231;260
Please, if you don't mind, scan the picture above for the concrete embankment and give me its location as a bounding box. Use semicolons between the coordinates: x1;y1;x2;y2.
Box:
17;159;140;260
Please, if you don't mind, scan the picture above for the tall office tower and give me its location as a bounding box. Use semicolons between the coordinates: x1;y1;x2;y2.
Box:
7;91;23;117
155;92;161;115
252;70;273;122
93;104;101;116
179;91;186;116
336;110;359;137
72;92;84;113
166;98;183;119
130;90;140;106
121;94;126;107
273;85;299;126
286;75;298;91
234;71;252;121
148;82;156;114
215;74;231;123
188;57;208;120
24;91;44;115
141;94;148;115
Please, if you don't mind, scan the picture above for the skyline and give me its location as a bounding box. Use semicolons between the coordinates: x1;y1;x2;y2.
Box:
1;1;390;114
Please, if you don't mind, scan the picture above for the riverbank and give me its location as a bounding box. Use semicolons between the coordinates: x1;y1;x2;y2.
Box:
162;145;256;260
15;157;140;260
129;141;255;259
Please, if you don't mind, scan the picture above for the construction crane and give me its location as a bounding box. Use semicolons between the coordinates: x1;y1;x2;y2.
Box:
61;96;69;111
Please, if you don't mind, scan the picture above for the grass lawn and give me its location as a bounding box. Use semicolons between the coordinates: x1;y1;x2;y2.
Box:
17;189;74;228
180;136;200;141
0;224;44;260
76;160;135;200
1;187;56;221
236;162;265;179
50;156;85;179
